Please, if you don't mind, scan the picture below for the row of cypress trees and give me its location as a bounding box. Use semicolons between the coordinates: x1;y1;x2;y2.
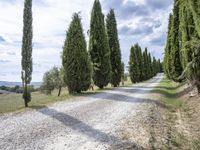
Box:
164;0;200;93
129;44;162;83
62;0;122;93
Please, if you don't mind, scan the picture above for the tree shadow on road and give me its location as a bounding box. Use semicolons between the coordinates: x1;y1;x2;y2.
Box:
33;106;146;150
84;91;167;109
111;83;191;99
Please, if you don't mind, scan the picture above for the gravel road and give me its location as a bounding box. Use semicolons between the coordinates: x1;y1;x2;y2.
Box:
0;74;163;150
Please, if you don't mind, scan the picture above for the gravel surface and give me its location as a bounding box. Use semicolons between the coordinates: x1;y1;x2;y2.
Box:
0;74;163;150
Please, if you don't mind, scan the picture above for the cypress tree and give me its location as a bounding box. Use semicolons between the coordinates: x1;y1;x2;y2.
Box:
21;0;33;107
89;0;111;89
170;0;183;81
129;45;140;83
188;0;200;37
152;57;157;76
164;0;200;92
62;13;92;93
143;48;149;80
148;53;153;78
135;44;144;81
164;14;173;79
157;59;163;73
121;62;125;86
106;9;122;87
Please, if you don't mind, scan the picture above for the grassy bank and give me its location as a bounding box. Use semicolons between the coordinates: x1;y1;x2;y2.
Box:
151;78;184;112
150;77;200;149
0;89;73;114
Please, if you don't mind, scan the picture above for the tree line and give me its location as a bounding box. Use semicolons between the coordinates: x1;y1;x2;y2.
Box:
21;0;161;107
164;0;200;93
129;44;162;83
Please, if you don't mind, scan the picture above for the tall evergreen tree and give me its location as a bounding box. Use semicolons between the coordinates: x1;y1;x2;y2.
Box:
148;53;153;78
152;57;157;76
21;0;33;107
106;9;122;87
135;44;144;81
164;0;200;93
89;0;111;89
129;45;140;83
170;0;183;81
121;62;125;86
164;14;173;79
62;13;92;93
143;48;149;80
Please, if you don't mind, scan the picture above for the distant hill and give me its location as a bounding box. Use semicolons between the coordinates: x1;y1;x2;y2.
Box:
0;81;42;88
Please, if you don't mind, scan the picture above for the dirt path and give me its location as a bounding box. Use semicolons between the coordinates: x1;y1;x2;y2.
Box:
0;74;163;150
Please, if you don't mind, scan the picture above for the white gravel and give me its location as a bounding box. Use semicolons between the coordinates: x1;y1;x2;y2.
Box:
0;74;163;150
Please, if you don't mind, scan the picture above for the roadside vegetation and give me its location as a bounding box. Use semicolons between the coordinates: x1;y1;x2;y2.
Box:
0;78;132;114
164;0;200;93
149;77;200;149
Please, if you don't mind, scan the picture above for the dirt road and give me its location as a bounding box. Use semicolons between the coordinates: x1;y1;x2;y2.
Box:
0;74;163;150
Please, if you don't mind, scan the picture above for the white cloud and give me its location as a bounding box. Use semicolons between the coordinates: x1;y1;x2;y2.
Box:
0;0;173;81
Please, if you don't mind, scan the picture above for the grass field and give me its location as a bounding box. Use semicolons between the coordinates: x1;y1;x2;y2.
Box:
0;89;74;114
0;79;132;114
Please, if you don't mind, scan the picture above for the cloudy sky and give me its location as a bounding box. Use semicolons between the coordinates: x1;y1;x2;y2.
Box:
0;0;173;82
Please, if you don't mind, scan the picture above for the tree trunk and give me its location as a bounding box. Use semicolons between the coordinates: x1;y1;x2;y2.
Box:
25;101;28;107
58;86;62;97
24;85;28;107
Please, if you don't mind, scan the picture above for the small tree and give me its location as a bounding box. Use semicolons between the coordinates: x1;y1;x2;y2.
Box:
41;71;54;95
21;0;33;107
63;13;92;93
41;67;65;96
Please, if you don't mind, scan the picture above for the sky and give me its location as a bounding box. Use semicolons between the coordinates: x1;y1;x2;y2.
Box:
0;0;173;82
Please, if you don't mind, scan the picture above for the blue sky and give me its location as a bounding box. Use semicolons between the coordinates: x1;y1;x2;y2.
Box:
0;0;173;82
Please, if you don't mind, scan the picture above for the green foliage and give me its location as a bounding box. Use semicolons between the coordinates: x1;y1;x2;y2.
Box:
23;87;31;106
63;13;92;93
148;53;153;78
21;0;33;107
152;57;157;76
185;38;200;93
41;67;64;95
129;44;161;84
170;0;183;81
89;0;111;89
121;62;125;85
143;48;149;80
164;14;173;79
129;45;140;83
164;0;200;93
41;71;54;95
135;44;145;81
106;9;122;87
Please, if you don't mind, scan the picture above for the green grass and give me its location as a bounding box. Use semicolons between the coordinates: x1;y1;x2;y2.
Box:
0;88;73;114
151;78;184;112
0;78;132;114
